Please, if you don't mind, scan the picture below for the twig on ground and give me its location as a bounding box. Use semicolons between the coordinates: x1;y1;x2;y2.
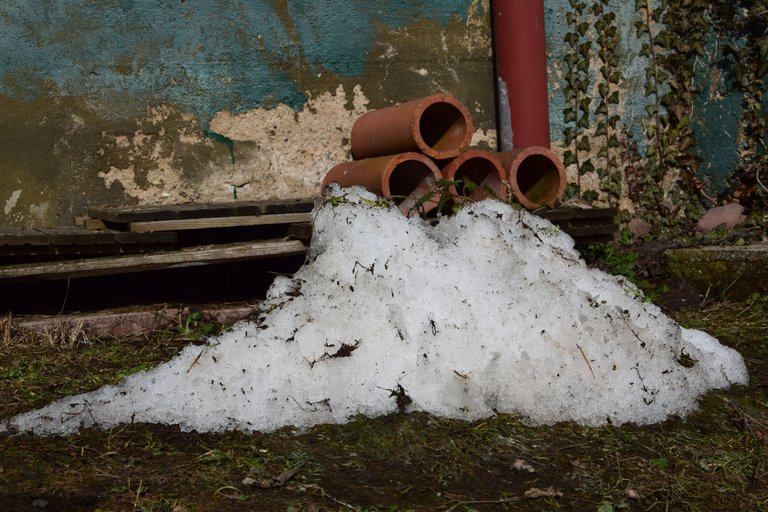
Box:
444;496;522;511
304;483;358;510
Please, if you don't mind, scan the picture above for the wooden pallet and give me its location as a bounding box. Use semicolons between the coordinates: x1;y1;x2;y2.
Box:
0;200;616;284
88;198;316;228
0;239;307;283
0;227;177;257
538;207;618;245
0;200;317;283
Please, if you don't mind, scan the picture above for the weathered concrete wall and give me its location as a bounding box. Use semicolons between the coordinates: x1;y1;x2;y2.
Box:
0;0;495;227
2;0;762;229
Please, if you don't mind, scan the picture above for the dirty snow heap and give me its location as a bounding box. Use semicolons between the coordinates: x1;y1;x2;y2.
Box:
1;188;748;435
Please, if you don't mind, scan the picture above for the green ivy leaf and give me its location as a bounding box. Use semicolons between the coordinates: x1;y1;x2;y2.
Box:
563;150;578;167
563;127;576;145
583;189;599;202
579;40;593;57
596;122;608;137
634;20;647;38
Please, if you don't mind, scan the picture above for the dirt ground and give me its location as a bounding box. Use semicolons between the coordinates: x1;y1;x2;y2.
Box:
1;237;766;512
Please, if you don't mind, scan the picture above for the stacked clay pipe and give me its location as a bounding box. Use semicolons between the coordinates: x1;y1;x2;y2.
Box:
321;94;567;216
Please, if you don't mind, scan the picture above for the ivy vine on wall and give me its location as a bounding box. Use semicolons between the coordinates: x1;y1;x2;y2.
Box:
559;0;767;230
713;1;768;208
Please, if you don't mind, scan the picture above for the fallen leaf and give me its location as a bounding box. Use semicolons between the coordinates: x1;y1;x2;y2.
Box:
524;486;563;499
570;459;589;470
512;459;536;473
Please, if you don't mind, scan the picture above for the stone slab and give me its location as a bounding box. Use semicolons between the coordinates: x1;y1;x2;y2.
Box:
665;243;768;300
16;304;256;339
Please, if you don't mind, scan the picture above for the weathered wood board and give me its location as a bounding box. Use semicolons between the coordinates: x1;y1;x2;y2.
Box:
0;239;308;282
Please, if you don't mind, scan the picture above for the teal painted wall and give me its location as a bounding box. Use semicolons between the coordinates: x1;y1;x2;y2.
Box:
0;0;495;227
0;0;472;124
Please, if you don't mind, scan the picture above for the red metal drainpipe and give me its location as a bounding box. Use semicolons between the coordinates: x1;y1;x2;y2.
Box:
322;152;442;216
350;94;474;161
441;150;507;202
492;0;551;150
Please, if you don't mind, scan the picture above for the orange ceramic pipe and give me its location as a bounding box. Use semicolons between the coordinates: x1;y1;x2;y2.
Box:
351;94;474;160
322;152;442;216
497;146;567;209
441;150;507;201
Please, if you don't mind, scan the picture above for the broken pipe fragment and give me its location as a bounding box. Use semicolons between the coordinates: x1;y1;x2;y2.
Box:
440;149;507;201
497;146;567;209
350;94;474;161
322;152;442;216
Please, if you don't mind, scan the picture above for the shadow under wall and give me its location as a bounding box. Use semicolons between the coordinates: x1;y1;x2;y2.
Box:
0;255;307;316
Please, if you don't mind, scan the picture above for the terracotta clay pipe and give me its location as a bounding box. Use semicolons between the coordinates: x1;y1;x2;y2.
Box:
441;150;507;202
322;152;442;216
351;94;474;161
497;146;567;209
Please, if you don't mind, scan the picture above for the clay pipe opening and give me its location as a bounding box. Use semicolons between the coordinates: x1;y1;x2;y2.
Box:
321;152;442;216
497;147;567;209
441;150;506;202
351;94;474;161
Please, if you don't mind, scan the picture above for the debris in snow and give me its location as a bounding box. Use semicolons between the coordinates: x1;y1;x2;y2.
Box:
0;187;749;436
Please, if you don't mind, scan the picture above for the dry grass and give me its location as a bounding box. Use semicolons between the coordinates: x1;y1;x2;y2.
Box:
0;314;93;352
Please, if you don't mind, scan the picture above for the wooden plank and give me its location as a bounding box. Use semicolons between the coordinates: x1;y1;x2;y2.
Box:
0;228;51;247
128;212;312;233
0;239;308;282
538;207;618;221
558;225;617;237
286;222;313;242
89;198;316;224
0;228;178;257
84;218;108;231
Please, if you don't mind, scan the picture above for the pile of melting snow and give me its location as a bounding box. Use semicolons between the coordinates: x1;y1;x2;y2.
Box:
1;189;748;435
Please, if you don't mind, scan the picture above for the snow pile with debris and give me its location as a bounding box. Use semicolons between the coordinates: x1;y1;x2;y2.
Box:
1;188;748;435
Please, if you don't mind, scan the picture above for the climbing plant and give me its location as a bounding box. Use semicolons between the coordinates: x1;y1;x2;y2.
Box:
591;0;622;207
562;0;596;201
630;0;713;225
559;0;768;224
711;1;768;209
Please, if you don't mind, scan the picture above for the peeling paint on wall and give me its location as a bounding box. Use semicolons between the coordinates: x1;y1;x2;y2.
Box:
0;0;495;228
97;86;372;205
4;190;22;216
